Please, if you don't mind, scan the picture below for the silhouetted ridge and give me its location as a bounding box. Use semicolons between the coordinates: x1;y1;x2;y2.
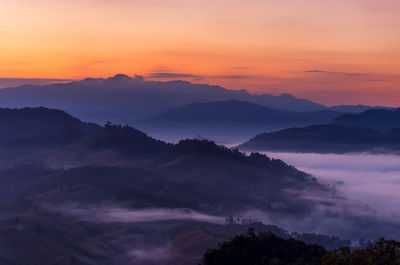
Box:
90;124;171;154
172;139;299;171
143;100;339;123
173;139;241;156
0;107;100;146
0;74;327;123
108;74;133;81
334;108;400;131
0;107;102;166
239;124;400;153
329;104;396;113
255;125;384;143
0;107;100;139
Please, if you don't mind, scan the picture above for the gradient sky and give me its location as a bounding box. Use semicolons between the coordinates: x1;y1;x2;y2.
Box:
1;0;399;106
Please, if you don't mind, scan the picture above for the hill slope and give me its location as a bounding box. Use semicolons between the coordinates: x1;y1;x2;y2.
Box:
333;108;400;131
0;107;101;164
329;104;396;113
21;124;171;168
143;100;340;123
239;124;400;153
0;130;338;264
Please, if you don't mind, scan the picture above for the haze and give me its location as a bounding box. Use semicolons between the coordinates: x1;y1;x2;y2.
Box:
264;152;400;220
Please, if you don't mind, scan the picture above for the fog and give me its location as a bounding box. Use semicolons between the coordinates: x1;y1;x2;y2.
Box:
53;204;226;224
41;152;400;244
49;152;400;241
127;245;175;265
263;152;400;220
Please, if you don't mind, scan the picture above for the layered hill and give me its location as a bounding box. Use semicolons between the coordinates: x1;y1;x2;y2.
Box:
21;124;171;168
329;104;396;113
239;124;400;153
0;110;395;264
142;100;340;124
0;107;101;164
0;74;326;123
0;123;340;264
333;108;400;131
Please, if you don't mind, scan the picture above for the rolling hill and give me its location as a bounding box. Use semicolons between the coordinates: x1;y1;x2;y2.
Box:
333;108;400;131
0;122;342;265
0;107;101;165
238;124;400;153
142;100;340;123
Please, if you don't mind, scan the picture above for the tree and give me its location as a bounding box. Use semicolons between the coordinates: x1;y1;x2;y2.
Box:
201;229;326;265
201;231;400;265
323;238;400;265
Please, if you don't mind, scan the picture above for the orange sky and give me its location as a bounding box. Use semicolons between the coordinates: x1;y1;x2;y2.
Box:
1;0;399;106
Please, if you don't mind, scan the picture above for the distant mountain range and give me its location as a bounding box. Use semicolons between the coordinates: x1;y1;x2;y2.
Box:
238;108;400;153
329;105;396;113
239;124;400;153
142;100;340;124
1;74;394;126
333;108;400;131
0;74;325;123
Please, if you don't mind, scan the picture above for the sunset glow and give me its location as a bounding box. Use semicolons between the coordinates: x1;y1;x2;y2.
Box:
1;0;399;105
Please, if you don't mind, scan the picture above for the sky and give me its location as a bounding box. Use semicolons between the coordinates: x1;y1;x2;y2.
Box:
1;0;399;106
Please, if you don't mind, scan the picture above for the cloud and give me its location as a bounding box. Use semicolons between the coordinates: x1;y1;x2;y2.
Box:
304;70;333;74
262;152;400;220
127;245;176;265
303;70;367;76
147;72;256;81
51;205;226;224
212;75;255;79
147;72;204;80
362;79;388;82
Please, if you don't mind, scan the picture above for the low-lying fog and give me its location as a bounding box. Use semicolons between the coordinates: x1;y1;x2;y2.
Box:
263;152;400;219
53;205;225;224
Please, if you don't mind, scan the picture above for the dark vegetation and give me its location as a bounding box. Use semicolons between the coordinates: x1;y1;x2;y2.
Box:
0;108;347;264
94;122;170;155
202;229;327;265
1;106;399;264
202;229;400;265
0;107;101;165
0;107;100;142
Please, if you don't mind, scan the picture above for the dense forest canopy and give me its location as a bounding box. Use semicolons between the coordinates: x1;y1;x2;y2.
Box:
201;229;400;265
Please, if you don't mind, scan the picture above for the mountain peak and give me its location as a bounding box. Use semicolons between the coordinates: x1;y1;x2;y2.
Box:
105;74;144;82
279;93;295;99
108;74;133;81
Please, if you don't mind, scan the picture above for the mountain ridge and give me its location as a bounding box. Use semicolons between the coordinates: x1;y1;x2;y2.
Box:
238;124;400;153
333;108;400;131
0;74;325;123
141;99;340;123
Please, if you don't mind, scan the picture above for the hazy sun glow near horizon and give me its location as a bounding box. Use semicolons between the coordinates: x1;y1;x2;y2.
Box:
1;0;399;106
